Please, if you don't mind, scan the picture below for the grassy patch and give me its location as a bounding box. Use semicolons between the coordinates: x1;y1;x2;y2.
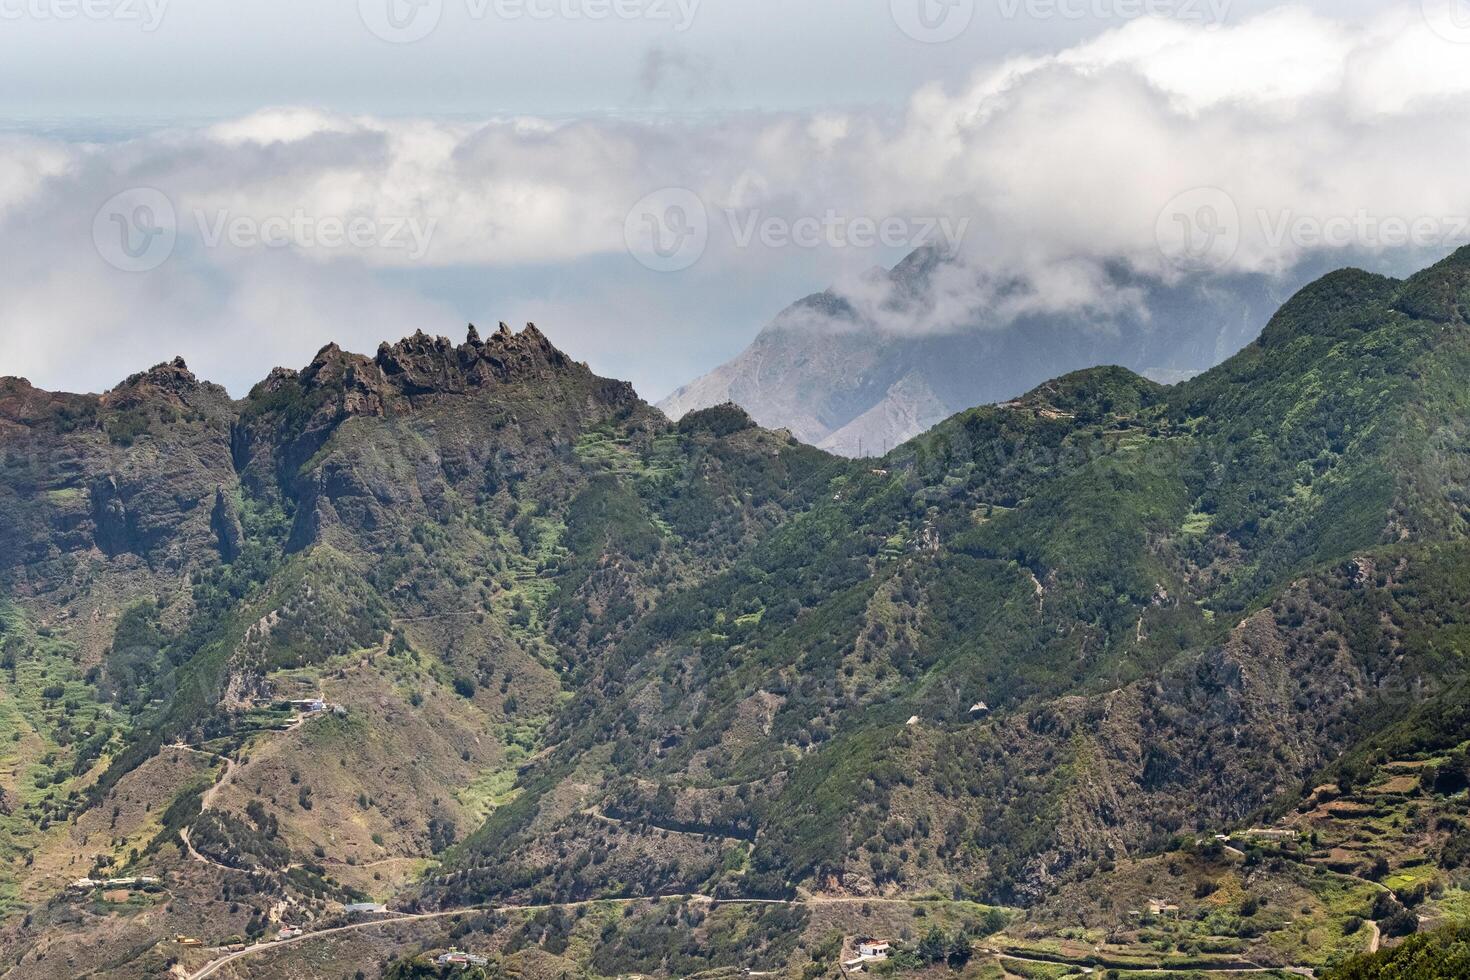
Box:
457;766;521;824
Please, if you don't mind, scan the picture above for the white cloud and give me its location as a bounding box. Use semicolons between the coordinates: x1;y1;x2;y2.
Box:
205;108;369;146
1055;7;1356;112
4;6;1470;397
0;134;75;218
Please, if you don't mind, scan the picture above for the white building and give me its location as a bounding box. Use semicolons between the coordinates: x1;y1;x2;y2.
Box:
344;902;387;914
843;939;893;972
1242;827;1299;842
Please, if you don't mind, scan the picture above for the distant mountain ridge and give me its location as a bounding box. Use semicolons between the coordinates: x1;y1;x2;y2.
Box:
659;248;1312;455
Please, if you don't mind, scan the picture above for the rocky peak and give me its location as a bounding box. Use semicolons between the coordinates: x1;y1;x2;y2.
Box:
374;330;469;396
111;356;198;395
255;365;301;396
0;376;40;413
242;321;629;440
371;322;575;397
0;376;94;429
300;342;368;385
104;355;231;412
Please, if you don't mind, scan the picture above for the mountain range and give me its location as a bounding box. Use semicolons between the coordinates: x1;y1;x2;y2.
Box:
658;248;1323;456
3;249;1470;978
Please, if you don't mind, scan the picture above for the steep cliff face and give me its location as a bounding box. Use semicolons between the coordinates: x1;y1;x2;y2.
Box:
1;360;236;568
0;360;239;662
0;322;629;606
231;324;649;556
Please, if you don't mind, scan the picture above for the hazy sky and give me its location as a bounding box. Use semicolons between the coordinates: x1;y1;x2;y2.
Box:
1;0;1389;119
0;0;1463;400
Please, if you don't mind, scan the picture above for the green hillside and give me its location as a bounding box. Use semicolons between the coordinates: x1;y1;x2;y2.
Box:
4;250;1470;977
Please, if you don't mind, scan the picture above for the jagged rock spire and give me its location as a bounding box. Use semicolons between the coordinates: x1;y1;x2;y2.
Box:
111;355;202;398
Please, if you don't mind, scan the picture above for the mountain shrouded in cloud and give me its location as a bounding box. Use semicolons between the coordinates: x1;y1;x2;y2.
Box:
4;8;1470;403
658;247;1319;454
15;1;1470;976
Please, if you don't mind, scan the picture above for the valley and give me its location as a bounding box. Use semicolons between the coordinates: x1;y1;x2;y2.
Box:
3;250;1470;977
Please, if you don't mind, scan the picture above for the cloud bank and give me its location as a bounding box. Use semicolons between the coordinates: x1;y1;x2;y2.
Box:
3;6;1469;397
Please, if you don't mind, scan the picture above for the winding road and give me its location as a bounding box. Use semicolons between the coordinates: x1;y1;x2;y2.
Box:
170;701;320;876
175;711;1375;980
171;745;243;875
184;890;1334;980
187;895;743;979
